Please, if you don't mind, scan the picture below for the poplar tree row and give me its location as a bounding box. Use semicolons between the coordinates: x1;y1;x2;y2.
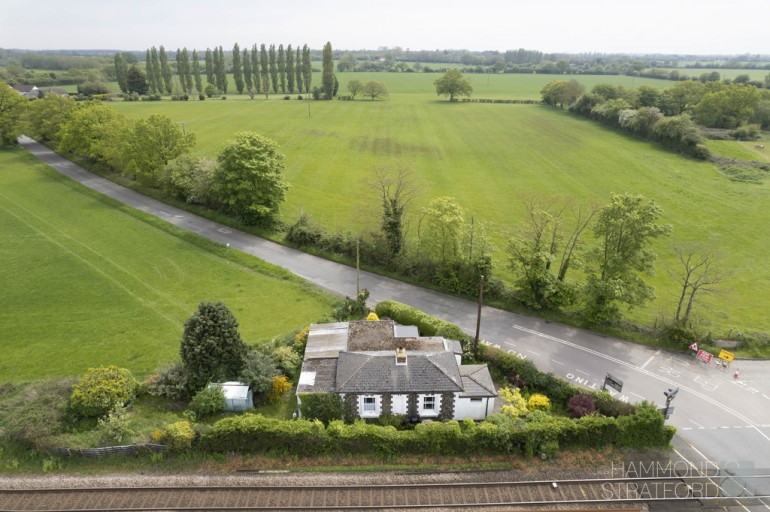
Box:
117;44;315;97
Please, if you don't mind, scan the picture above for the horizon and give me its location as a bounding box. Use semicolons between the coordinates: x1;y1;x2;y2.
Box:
1;0;768;56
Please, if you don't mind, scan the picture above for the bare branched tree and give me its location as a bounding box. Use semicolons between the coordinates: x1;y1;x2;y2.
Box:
368;165;419;256
669;245;731;324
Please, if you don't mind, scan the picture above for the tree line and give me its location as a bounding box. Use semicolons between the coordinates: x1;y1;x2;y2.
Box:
114;42;335;99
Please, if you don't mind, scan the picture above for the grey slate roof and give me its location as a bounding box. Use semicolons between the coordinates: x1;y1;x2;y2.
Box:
459;365;497;398
336;350;463;393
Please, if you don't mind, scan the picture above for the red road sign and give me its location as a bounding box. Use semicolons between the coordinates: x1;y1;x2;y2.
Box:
696;349;713;363
689;342;699;351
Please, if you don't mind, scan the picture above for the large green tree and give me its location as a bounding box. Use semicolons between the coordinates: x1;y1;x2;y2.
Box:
322;42;334;99
250;44;260;94
204;48;214;85
59;101;128;163
114;53;128;93
540;79;584;109
180;301;248;393
232;42;244;94
216;46;228;94
260;44;270;98
277;44;286;93
242;48;253;94
434;69;473;101
361;80;388;101
126;65;149;95
302;44;312;94
192;49;203;94
0;82;28;145
23;93;76;144
150;46;162;94
582;193;671;325
159;45;173;94
419;196;465;263
295;46;304;94
214;132;289;225
286;44;295;94
122;114;195;186
695;83;760;128
269;44;278;93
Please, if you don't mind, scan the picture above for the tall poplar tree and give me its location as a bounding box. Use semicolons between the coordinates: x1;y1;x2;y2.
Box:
286;44;295;94
205;48;214;85
295;46;303;94
302;44;312;94
180;48;193;93
322;42;334;99
250;44;260;94
268;44;278;93
212;47;221;91
151;46;162;94
217;46;228;94
260;44;269;98
232;43;244;94
278;44;286;93
192;49;203;94
114;53;128;93
159;45;173;94
145;49;155;94
243;48;253;94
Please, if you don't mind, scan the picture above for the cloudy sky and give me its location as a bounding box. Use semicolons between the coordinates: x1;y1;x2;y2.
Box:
1;0;767;55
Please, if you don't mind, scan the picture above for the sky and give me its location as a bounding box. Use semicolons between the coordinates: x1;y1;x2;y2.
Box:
1;0;768;56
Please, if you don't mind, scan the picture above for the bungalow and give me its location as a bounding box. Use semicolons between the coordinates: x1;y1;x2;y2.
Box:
297;319;497;421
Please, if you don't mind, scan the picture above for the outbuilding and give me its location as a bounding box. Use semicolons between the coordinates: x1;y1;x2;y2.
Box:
212;381;253;412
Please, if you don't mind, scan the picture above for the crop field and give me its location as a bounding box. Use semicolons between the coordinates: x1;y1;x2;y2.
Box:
107;71;770;334
0;149;336;382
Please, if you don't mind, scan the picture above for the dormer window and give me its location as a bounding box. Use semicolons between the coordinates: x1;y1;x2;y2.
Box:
396;347;407;365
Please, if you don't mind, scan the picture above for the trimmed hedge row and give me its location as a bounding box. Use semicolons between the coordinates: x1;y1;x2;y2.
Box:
198;405;673;457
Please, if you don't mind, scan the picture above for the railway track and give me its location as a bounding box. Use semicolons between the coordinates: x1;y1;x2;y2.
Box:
0;475;736;511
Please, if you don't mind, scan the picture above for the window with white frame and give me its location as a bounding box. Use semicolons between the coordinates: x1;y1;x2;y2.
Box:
423;395;436;410
363;396;376;412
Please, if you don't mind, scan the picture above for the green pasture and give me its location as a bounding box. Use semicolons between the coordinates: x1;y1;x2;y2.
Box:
110;85;770;334
706;139;770;162
0;149;336;382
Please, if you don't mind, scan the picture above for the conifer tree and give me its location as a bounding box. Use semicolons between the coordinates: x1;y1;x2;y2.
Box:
232;42;244;94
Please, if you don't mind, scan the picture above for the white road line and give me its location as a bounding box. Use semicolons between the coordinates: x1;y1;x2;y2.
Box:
640;349;661;370
551;359;564;365
630;392;646;400
673;446;754;512
575;369;590;376
510;323;770;444
527;349;541;356
688;419;704;429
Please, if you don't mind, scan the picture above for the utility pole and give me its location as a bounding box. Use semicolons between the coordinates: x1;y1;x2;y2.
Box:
356;240;360;295
473;274;484;360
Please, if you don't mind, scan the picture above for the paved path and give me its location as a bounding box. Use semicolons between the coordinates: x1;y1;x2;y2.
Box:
19;138;770;509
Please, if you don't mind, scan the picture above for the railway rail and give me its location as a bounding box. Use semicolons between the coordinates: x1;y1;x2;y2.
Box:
0;475;752;511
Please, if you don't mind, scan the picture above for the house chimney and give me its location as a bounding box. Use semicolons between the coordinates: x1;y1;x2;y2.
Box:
396;347;407;365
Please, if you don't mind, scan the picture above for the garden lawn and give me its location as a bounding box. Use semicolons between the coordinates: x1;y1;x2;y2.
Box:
0;149;336;382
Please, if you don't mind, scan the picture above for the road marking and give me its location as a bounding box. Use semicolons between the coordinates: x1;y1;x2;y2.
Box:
688;419;704;428
630;392;646;400
640;349;661;370
551;359;564;365
218;227;233;234
526;349;541;356
575;369;590;375
510;323;770;444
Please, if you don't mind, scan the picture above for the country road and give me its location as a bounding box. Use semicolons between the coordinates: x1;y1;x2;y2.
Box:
19;137;770;510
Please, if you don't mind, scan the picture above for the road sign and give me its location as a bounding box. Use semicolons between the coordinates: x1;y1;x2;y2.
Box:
659;406;675;419
718;349;735;362
602;373;623;393
689;342;699;351
696;349;713;363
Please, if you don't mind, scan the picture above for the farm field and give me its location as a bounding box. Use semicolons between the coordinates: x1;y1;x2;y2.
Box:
109;72;770;335
0;149;336;382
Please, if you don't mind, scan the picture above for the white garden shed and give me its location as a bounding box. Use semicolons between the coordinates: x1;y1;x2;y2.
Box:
214;381;253;412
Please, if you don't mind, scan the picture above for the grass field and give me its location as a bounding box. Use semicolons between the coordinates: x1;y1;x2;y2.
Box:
108;72;770;335
0;149;336;382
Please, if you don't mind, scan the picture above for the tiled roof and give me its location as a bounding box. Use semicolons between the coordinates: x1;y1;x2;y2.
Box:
459;365;497;397
336;350;463;393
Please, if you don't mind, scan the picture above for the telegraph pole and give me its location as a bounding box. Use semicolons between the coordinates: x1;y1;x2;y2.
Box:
473;274;484;360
